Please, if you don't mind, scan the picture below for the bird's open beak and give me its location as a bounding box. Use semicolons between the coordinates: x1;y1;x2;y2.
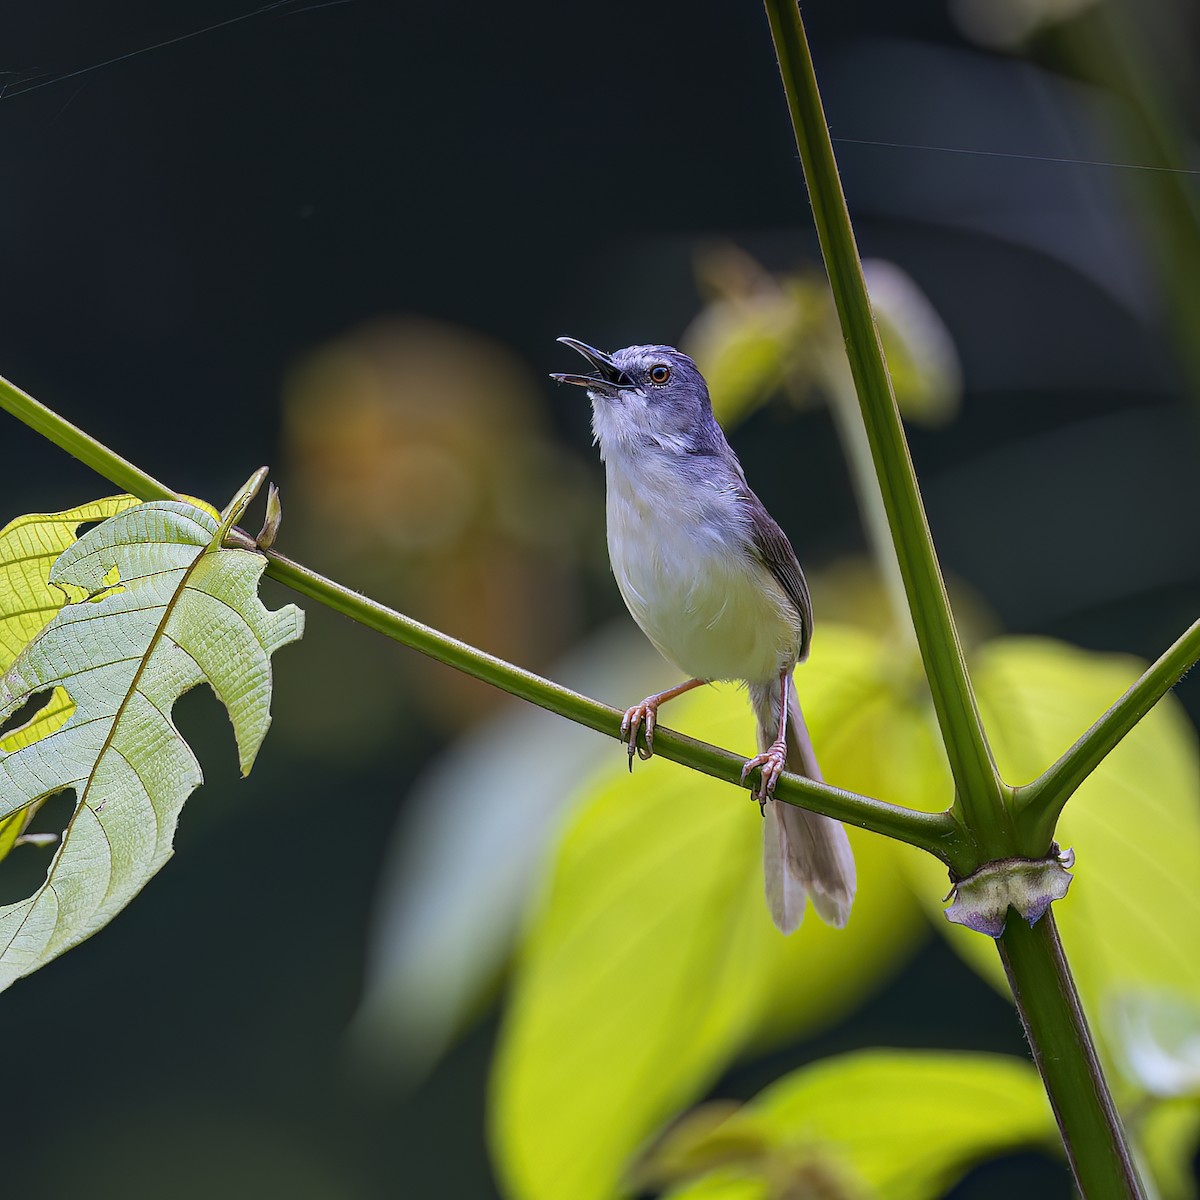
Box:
550;337;633;390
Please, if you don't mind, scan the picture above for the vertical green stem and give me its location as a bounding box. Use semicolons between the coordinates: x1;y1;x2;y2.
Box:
762;4;1148;1192
998;913;1146;1198
762;0;1007;844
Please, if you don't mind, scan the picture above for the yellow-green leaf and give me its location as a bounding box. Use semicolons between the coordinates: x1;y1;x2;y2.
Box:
490;627;938;1200
683;254;960;430
0;500;303;990
1136;1099;1200;1200
664;1051;1054;1200
0;496;142;668
0;496;142;860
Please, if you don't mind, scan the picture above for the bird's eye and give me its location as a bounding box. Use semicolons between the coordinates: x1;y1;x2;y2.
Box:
649;364;671;385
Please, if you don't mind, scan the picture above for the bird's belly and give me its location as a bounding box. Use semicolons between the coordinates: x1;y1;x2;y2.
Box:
607;491;799;684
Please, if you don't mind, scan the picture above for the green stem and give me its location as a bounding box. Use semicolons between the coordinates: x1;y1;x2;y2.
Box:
0;372;964;866
998;912;1146;1198
0;375;178;504
762;0;1009;845
1015;617;1200;855
252;539;965;866
762;6;1148;1193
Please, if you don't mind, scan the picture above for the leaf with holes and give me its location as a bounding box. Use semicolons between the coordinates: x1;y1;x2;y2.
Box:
0;496;143;861
0;499;303;991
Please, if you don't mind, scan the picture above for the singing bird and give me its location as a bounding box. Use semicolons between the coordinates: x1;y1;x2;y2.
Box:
552;337;855;932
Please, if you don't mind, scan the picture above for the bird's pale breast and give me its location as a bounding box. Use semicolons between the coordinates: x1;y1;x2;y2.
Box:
604;452;802;685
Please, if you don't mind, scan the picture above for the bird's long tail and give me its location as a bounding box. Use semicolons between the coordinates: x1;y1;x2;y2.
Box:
749;676;856;933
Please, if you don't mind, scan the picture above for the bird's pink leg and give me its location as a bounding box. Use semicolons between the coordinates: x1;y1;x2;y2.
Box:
621;678;707;768
741;668;791;805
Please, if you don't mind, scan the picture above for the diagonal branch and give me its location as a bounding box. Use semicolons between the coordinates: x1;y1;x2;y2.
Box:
0;372;967;868
1015;617;1200;855
0;375;177;504
238;536;968;866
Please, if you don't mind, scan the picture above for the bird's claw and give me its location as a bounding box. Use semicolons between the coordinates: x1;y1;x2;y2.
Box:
620;698;658;768
741;739;788;807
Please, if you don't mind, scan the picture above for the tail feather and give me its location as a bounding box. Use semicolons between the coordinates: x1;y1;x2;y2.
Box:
751;677;856;934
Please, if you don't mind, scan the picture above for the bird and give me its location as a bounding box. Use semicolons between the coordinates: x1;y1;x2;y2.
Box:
551;337;855;933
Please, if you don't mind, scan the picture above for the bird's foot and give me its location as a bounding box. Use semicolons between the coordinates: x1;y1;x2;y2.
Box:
741;738;788;808
620;697;660;769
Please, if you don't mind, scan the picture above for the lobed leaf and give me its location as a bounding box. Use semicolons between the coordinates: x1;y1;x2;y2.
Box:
0;500;303;991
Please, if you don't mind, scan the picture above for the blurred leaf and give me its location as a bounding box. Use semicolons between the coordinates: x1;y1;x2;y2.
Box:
903;639;1200;1026
685;245;819;426
0;501;303;990
490;627;940;1200
686;297;812;428
859;260;961;428
1136;1100;1200;1200
632;1102;772;1193
279;318;592;745
663;1051;1053;1200
490;710;775;1200
950;0;1100;49
0;496;141;861
1109;990;1200;1099
684;249;960;430
490;629;1200;1198
349;624;665;1083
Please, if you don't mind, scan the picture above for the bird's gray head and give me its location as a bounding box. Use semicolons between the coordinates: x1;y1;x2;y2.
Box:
551;337;725;458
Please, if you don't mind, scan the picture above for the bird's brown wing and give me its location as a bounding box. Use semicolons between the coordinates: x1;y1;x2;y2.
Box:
742;490;814;661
